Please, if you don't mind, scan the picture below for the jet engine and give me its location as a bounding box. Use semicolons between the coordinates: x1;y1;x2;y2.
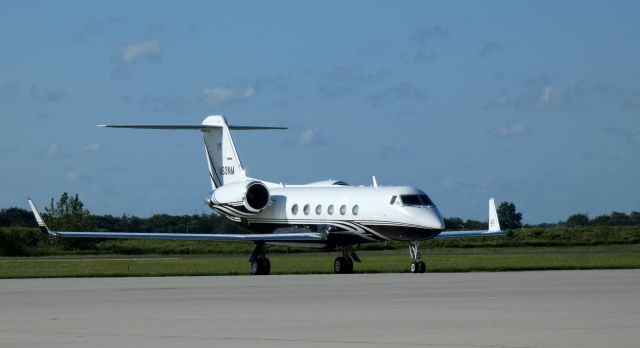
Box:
210;180;270;214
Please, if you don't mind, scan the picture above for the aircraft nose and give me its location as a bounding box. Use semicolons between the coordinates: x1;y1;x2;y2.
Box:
426;206;445;230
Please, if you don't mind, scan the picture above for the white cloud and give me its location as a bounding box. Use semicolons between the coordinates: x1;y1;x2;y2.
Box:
118;39;162;65
44;144;59;158
441;176;464;189
378;145;409;161
574;80;617;95
411;26;450;46
413;49;438;63
64;168;80;181
368;82;429;105
30;83;63;102
603;128;640;147
318;65;391;98
200;86;255;106
517;79;571;111
492;123;528;138
297;129;327;146
539;86;561;105
625;95;640;109
76;143;101;155
485;94;511;108
478;41;513;58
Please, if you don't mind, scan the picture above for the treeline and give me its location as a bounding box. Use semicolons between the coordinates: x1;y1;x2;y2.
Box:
0;205;247;235
444;210;640;230
3;225;640;257
6;203;640;231
561;212;640;227
2;193;640;257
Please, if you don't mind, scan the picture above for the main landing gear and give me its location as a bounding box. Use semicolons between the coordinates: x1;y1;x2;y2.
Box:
409;241;426;273
334;245;361;274
249;242;270;275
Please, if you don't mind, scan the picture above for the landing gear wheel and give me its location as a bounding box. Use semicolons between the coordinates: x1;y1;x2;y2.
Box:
410;262;419;273
418;261;426;273
262;258;271;275
334;257;353;274
251;257;271;275
249;242;270;275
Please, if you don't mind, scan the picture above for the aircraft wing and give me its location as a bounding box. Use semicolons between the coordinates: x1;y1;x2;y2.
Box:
435;230;505;238
435;198;506;239
27;199;325;243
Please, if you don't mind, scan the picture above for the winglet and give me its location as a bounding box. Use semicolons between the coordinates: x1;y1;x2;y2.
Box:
488;198;502;233
27;198;56;236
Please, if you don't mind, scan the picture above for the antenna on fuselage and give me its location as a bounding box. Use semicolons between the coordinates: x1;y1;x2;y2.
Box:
372;176;379;188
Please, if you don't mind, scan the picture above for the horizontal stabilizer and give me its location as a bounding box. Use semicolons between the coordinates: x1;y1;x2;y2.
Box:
98;125;287;130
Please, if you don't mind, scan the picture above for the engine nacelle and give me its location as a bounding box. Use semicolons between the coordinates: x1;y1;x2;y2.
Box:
211;180;270;214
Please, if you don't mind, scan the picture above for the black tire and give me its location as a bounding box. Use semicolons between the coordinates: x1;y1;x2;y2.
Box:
251;258;271;275
262;258;271;275
418;261;426;273
410;262;419;273
344;258;354;274
334;257;346;274
251;260;260;275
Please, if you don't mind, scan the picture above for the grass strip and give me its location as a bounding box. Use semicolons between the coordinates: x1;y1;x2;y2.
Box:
1;247;640;278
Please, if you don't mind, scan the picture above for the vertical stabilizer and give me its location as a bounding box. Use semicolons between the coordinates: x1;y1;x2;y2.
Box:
488;198;501;232
201;115;248;189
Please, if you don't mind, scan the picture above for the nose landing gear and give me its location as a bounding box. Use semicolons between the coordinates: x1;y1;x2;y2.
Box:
409;241;426;273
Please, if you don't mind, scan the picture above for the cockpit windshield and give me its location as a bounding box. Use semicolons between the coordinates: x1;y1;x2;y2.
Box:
400;194;434;207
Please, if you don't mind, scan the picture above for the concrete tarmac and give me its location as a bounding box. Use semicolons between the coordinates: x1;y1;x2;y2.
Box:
1;270;639;347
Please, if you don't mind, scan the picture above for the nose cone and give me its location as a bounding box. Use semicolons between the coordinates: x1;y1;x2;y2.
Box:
426;206;446;230
404;205;445;230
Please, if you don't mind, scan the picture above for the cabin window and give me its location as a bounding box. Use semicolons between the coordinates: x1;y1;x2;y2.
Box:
340;205;347;215
315;204;322;215
303;204;310;215
291;204;298;215
352;205;359;215
327;205;334;215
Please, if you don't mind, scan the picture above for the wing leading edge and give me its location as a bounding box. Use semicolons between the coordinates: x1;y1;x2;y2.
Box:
435;198;506;238
27;199;324;243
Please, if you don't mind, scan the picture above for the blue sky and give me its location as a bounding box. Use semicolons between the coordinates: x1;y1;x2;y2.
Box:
1;1;639;223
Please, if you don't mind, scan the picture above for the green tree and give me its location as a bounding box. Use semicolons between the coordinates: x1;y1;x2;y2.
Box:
609;212;630;226
497;201;522;230
630;211;640;225
444;217;465;231
0;207;36;227
590;214;610;226
44;192;97;250
566;213;589;227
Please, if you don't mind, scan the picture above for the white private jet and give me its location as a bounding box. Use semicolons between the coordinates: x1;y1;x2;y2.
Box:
28;115;504;275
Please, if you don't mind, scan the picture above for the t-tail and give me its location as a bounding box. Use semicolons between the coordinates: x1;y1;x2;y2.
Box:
99;115;286;189
201;116;248;189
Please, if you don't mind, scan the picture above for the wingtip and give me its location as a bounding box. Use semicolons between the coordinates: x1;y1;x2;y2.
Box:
27;198;55;235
